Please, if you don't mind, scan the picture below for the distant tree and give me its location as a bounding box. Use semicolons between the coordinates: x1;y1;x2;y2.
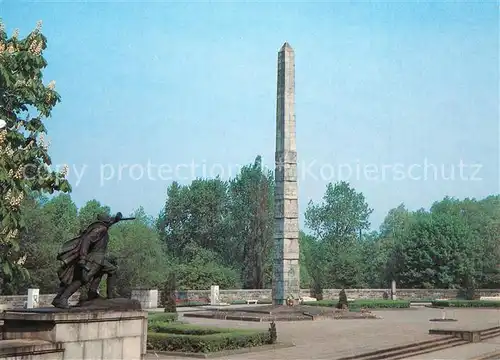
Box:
299;230;315;288
15;194;78;294
228;156;274;288
159;179;230;261
158;179;241;289
77;199;111;230
305;181;373;242
386;197;500;289
305;181;372;288
108;207;168;296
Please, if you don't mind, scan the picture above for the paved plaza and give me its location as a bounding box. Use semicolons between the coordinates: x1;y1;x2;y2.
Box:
146;307;500;360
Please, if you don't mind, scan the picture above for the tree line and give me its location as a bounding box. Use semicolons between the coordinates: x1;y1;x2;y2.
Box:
1;22;498;297
3;154;499;296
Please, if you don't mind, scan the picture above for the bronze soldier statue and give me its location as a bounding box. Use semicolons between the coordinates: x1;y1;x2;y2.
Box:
52;212;135;309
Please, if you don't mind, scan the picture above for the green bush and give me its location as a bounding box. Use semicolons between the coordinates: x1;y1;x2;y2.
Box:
162;273;177;313
337;289;348;309
302;299;410;308
269;321;277;343
148;312;178;327
432;300;500;308
147;323;272;353
311;281;324;301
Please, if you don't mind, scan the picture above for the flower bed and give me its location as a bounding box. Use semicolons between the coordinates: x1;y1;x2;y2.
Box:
147;323;274;353
230;299;273;305
431;300;500;308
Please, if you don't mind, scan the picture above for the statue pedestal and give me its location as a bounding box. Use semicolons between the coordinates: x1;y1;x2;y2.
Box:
1;305;148;360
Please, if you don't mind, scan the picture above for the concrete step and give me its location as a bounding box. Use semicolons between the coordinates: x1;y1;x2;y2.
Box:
469;350;500;360
403;341;500;360
337;336;467;360
479;327;500;340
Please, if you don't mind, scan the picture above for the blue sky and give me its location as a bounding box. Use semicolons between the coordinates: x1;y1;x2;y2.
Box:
2;1;499;230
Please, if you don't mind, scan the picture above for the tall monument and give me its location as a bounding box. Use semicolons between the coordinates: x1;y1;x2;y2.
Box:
272;42;300;305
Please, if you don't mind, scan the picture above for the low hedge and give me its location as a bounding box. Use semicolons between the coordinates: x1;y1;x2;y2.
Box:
302;299;411;308
176;301;209;307
431;300;500;308
352;300;410;308
147;323;272;353
148;312;178;327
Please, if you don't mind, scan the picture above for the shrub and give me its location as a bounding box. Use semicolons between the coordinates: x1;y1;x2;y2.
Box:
311;281;323;301
268;321;277;344
147;323;272;353
162;273;177;313
432;300;500;308
148;312;178;327
336;289;348;309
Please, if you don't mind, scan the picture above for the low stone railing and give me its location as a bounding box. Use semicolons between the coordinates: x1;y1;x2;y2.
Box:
2;288;499;310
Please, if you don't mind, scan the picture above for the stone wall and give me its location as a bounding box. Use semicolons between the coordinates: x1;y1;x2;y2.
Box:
1;288;499;309
0;292;79;310
173;288;500;303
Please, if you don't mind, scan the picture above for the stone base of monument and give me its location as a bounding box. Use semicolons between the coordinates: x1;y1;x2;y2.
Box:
0;299;147;360
183;305;380;322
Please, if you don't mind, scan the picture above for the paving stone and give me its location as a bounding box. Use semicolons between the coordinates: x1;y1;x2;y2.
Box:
146;308;500;360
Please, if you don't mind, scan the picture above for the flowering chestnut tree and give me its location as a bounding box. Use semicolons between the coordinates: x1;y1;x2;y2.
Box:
0;20;71;283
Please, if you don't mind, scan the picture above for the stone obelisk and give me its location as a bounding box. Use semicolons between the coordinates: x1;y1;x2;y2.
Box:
272;42;300;305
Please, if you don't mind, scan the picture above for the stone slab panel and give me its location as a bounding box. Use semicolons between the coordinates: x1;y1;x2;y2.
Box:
274;220;299;240
123;336;142;360
275;151;297;163
102;338;123;360
77;321;101;342
275;164;297;182
274;199;299;218
283;238;300;258
63;341;84;360
97;320;118;339
274;181;298;199
83;340;103;359
55;323;80;343
117;319;143;338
